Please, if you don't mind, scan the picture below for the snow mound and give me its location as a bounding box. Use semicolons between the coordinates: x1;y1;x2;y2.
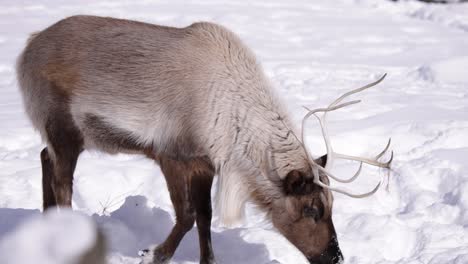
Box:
430;56;468;83
410;57;468;84
0;209;105;264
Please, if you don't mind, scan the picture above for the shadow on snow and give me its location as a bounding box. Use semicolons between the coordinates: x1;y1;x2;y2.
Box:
0;195;270;264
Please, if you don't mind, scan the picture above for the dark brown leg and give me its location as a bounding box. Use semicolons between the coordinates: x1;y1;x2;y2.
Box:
150;157;196;264
41;147;56;210
44;107;83;208
191;172;217;264
50;146;81;207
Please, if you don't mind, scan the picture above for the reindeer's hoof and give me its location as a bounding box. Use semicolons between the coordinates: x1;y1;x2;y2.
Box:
138;249;150;257
200;259;218;264
138;248;151;264
138;246;170;264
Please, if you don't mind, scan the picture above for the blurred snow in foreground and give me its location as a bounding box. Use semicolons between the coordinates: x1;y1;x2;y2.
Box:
0;209;105;264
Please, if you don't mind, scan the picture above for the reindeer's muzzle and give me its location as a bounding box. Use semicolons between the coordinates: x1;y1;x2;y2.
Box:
307;236;343;264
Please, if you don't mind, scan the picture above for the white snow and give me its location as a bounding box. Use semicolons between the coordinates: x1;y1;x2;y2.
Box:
1;0;468;263
0;209;97;264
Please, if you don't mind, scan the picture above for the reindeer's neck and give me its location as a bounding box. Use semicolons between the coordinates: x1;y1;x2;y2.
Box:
212;111;308;224
252;114;309;177
248;112;311;207
207;76;311;180
211;102;310;218
207;73;310;224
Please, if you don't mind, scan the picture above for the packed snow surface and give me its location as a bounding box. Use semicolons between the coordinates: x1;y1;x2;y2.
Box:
1;0;468;263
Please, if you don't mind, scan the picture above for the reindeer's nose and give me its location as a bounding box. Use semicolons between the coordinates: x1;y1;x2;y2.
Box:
307;236;343;264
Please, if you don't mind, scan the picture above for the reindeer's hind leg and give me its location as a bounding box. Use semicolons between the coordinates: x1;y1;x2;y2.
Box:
42;98;84;209
41;147;56;210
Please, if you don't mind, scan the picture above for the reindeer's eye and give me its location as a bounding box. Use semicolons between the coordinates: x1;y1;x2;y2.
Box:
303;206;321;221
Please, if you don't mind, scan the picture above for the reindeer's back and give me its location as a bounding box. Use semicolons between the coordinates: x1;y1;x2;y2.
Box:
17;16;265;158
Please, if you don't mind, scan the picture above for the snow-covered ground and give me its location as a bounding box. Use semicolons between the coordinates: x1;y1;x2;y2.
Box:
1;0;468;263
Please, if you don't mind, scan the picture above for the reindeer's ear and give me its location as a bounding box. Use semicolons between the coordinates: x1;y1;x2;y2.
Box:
314;154;328;167
283;170;307;195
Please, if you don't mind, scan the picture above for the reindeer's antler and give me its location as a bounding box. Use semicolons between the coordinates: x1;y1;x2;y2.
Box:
303;74;392;198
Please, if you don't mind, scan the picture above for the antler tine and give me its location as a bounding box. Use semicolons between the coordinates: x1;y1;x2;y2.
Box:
316;162;362;183
322;75;392;171
300;100;360;146
311;74;390;168
321;73;388;169
313;170;381;198
375;138;392;159
329;73;387;108
333;144;393;169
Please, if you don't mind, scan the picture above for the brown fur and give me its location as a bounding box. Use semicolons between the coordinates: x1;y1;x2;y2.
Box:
43;62;80;93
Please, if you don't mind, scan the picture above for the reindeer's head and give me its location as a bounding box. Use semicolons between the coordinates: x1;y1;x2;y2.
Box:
271;159;343;264
265;74;392;264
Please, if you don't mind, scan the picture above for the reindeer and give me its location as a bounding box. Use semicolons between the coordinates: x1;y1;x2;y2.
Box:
16;15;392;264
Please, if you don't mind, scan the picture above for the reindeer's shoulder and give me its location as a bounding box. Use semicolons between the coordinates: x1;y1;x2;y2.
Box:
186;22;246;48
185;22;259;73
187;22;233;36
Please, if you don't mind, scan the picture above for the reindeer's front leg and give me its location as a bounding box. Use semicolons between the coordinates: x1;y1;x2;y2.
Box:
191;172;217;264
140;157;196;264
